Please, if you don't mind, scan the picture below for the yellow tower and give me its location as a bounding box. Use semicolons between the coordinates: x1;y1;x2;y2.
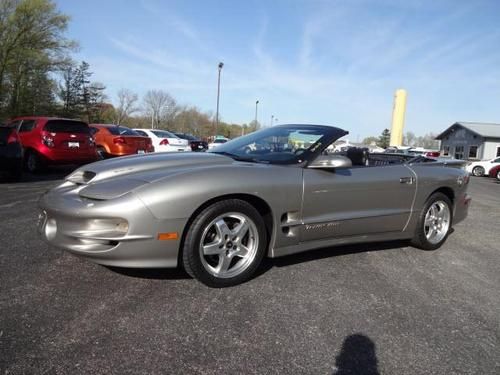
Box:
389;89;407;147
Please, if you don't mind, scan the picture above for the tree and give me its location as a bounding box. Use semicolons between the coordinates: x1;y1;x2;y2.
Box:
377;128;391;148
0;0;75;119
115;88;138;124
142;89;177;128
403;131;416;147
362;136;378;145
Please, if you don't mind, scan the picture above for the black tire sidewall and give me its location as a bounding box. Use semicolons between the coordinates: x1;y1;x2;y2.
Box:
182;199;267;287
26;151;42;173
412;193;453;250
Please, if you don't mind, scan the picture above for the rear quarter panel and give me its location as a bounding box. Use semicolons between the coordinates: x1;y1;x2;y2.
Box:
406;163;469;228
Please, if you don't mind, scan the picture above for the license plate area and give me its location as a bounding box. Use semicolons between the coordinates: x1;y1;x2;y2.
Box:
137;149;145;154
68;142;80;148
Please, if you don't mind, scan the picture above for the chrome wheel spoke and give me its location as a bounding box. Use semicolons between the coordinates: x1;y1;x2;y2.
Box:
216;254;232;275
203;240;224;255
233;219;249;240
234;244;250;258
215;219;231;238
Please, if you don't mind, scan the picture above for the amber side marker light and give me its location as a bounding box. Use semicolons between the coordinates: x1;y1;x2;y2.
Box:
158;232;179;240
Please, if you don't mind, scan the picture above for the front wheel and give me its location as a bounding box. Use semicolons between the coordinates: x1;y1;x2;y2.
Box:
411;193;453;250
472;166;485;177
496;170;500;181
182;199;267;287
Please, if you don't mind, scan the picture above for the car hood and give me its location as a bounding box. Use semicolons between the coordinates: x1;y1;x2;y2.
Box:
68;152;234;200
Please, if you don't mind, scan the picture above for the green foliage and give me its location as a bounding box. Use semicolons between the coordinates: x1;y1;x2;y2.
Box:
377;128;391;148
0;0;76;119
58;61;107;122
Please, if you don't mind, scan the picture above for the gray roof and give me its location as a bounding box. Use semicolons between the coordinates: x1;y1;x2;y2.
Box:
436;122;500;140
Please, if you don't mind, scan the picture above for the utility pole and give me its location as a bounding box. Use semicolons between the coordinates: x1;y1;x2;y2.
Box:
215;62;224;136
255;100;259;129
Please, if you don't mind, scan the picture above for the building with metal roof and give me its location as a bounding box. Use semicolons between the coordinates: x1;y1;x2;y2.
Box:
435;122;500;160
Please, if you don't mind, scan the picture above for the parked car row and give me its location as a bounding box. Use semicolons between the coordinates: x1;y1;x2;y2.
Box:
466;157;500;177
1;116;213;178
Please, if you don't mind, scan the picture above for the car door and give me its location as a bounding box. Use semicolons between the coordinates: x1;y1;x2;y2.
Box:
301;164;416;242
16;119;36;145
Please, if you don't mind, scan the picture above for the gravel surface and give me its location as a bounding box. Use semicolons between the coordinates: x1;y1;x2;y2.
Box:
1;171;499;374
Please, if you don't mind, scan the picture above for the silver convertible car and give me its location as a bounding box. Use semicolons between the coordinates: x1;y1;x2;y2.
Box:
38;124;471;287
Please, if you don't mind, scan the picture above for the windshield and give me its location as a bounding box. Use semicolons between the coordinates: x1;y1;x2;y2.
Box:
209;124;346;164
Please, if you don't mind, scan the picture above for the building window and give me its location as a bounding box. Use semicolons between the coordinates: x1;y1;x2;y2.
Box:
442;146;450;156
455;146;464;160
468;146;478;159
497;146;500;157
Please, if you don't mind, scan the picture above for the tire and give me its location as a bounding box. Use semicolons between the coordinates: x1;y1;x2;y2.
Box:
496;170;500;181
182;199;267;287
25;151;45;173
472;166;485;177
411;193;453;250
97;146;107;159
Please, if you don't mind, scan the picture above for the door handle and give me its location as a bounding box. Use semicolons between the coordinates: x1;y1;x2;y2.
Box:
399;177;414;184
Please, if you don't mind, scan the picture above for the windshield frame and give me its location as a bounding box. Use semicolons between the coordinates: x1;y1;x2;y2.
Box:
208;124;348;166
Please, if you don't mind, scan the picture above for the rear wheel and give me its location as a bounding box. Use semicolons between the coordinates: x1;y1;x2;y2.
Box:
472;166;485;177
411;193;452;250
25;151;45;173
182;199;267;287
496;170;500;181
97;146;107;159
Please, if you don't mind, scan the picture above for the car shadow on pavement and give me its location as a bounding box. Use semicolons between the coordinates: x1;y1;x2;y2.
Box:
332;333;380;375
106;240;410;281
256;240;410;276
106;266;191;280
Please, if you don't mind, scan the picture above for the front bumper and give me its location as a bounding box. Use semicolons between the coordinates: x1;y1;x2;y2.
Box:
38;182;186;268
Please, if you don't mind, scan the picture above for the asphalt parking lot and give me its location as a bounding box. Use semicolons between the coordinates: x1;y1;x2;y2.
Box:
1;172;499;375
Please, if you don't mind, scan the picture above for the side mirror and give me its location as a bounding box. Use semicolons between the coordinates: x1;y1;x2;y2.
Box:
308;155;352;169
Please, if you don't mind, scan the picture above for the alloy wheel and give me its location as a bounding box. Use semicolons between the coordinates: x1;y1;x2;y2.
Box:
424;201;451;244
199;212;259;279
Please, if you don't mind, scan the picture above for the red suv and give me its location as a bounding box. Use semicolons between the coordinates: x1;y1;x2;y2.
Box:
9;117;99;173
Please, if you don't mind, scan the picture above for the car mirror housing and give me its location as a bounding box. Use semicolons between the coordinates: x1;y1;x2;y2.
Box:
308;155;352;169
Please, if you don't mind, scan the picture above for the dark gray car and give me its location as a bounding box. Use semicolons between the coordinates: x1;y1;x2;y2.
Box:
38;124;471;287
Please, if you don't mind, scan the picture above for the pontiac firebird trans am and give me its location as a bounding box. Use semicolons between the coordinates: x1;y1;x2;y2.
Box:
38;124;471;287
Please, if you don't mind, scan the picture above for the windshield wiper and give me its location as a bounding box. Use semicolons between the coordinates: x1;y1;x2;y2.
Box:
211;151;269;164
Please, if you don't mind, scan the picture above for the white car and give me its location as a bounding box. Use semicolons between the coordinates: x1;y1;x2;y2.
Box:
133;129;190;153
466;157;500;177
208;138;229;150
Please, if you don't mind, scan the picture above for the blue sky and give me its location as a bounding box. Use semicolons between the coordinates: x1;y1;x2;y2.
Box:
56;0;500;139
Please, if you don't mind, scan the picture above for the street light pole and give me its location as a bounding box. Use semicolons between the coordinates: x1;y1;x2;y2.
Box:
270;114;274;127
255;100;259;129
215;62;224;136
